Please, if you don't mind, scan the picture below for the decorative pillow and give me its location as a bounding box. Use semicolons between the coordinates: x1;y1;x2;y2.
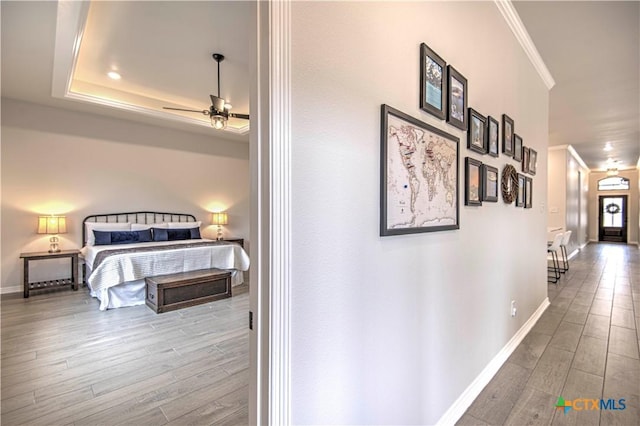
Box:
85;222;131;246
167;221;202;229
93;229;152;245
131;223;168;231
152;227;200;241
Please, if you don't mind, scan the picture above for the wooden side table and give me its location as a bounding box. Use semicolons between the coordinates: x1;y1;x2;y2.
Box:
19;249;79;298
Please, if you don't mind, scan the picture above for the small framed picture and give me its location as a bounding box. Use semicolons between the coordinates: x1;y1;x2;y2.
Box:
502;114;514;156
513;134;523;162
465;157;482;206
481;164;499;202
522;146;530;173
516;173;526;207
487;116;499;157
524;176;533;209
447;65;468;130
468;108;487;154
420;43;447;120
529;148;537;175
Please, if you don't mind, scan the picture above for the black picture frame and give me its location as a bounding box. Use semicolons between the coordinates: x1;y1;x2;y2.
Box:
502;114;514;156
516;173;526;207
465;157;483;206
524;176;533;209
481;164;499;202
420;43;447;120
487;116;499;157
522;146;530;174
513;134;523;162
468;108;487;154
529;148;537;175
446;65;467;130
380;104;459;236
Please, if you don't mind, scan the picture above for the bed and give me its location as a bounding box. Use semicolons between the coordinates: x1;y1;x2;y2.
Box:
81;211;250;310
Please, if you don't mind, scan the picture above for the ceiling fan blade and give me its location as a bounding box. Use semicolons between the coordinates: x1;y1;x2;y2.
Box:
228;113;250;120
163;107;210;115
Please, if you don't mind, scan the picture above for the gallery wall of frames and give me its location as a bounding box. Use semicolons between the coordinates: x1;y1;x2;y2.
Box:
380;42;538;236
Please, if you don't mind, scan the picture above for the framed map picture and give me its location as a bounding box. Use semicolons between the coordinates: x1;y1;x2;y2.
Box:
446;65;467;130
420;43;447;120
487;116;499;157
380;104;459;236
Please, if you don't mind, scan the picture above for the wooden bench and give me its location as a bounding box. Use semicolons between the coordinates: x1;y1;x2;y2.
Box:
145;268;232;313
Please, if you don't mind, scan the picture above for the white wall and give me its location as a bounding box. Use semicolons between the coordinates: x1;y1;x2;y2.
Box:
1;98;250;290
290;2;549;424
588;169;639;245
547;148;566;229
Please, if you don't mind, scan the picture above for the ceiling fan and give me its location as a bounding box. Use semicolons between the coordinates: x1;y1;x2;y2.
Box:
163;53;249;130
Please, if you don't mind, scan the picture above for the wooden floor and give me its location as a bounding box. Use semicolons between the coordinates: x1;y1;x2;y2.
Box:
1;283;249;425
459;243;640;426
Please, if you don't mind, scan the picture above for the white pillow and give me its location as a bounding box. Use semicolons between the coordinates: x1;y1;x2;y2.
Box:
167;221;201;229
85;222;131;246
131;223;168;231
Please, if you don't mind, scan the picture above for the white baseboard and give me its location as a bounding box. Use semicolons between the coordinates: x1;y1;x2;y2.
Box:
568;249;579;260
1;285;22;295
436;297;551;426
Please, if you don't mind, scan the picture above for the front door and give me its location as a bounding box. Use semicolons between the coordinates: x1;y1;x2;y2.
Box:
599;195;627;243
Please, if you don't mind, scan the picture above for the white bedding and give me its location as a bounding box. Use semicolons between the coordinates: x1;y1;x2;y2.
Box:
81;239;250;310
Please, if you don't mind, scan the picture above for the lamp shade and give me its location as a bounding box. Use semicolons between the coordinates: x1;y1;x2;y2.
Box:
211;212;228;226
38;216;67;234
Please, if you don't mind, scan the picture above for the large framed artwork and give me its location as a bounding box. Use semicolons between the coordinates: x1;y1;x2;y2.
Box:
502;114;514;157
380;104;459;236
465;157;483;206
446;65;468;130
420;43;447;120
487;116;499;157
481;164;499;202
468;108;487;154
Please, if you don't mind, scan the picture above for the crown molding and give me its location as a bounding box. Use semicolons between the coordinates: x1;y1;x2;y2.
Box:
494;0;555;90
567;146;589;171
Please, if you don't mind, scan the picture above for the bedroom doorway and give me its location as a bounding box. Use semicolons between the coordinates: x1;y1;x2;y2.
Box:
598;195;628;243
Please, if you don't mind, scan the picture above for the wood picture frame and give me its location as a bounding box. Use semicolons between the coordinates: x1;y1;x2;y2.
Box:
502;114;514;157
487;116;499;157
529;148;537;175
513;134;523;162
380;104;459;235
446;65;467;130
524;176;533;209
465;157;483;206
420;43;447;120
468;108;487;154
516;173;526;207
522;146;530;173
481;164;499;202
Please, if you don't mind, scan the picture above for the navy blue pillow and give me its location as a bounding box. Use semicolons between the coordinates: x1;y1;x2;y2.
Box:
93;229;152;245
152;227;200;241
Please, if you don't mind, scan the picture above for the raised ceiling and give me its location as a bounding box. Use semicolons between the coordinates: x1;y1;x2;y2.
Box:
2;1;639;167
515;1;639;171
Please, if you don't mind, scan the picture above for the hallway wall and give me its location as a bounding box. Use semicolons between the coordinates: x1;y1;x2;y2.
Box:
290;2;550;424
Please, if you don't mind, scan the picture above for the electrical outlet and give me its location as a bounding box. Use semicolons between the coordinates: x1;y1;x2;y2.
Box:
511;300;517;317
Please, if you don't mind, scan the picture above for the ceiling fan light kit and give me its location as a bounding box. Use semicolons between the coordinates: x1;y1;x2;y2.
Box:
162;53;249;130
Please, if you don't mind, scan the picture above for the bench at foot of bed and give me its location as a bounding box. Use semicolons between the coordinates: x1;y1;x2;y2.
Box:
145;268;232;313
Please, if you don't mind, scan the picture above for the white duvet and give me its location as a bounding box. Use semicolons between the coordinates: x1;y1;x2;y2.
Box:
81;239;250;310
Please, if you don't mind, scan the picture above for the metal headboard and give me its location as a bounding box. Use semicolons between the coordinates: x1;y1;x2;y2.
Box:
82;211;196;246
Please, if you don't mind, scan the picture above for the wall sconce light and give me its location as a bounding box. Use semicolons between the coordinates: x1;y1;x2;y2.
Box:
38;215;67;253
211;212;228;240
606;168;619;176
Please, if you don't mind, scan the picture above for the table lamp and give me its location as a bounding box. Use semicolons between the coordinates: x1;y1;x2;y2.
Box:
38;215;67;253
211;212;228;240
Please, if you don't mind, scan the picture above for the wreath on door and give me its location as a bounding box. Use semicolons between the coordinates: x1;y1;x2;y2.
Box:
605;203;620;215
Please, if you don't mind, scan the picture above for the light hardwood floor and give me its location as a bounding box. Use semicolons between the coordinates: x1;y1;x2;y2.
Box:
1;283;249;425
459;243;640;426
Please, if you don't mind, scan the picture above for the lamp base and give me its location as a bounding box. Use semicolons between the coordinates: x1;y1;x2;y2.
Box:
216;225;223;241
49;236;60;253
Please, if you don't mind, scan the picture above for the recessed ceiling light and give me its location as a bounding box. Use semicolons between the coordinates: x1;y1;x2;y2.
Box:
603;142;612;151
107;71;121;80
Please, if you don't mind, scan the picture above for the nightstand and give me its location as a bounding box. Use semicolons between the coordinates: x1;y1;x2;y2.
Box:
222;238;244;249
19;249;79;298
